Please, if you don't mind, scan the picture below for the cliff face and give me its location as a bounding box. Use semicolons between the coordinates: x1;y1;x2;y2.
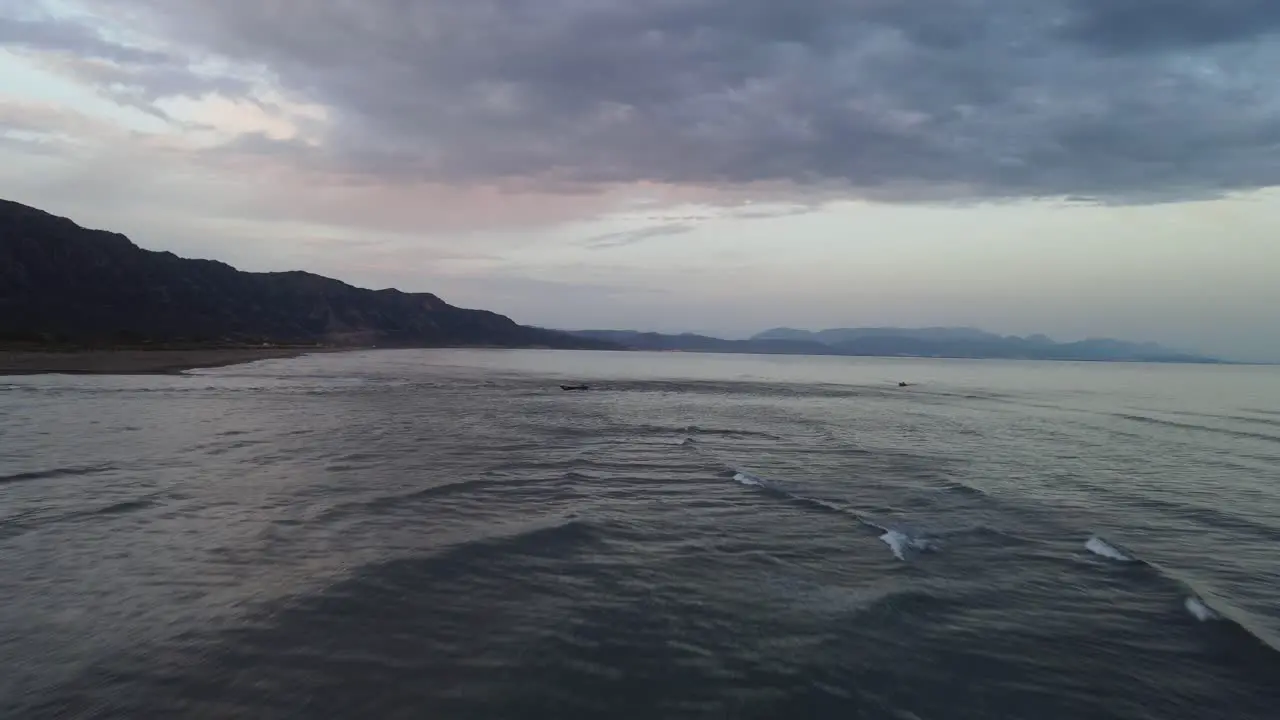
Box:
0;199;602;349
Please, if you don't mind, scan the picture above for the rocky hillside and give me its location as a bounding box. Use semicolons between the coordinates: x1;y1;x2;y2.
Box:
0;199;605;349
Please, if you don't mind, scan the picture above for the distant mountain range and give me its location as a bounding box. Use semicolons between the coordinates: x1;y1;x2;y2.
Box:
568;326;1221;363
0;197;1223;364
0;199;609;350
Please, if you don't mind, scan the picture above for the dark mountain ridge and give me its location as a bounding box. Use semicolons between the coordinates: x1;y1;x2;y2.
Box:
0;199;607;350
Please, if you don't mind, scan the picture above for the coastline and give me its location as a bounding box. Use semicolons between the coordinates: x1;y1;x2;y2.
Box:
0;348;338;376
1;346;1253;378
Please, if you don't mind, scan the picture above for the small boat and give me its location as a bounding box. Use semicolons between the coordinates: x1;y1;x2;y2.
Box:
560;384;590;391
898;381;912;387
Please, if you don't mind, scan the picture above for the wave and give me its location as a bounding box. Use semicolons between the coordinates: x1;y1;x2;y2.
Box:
384;478;509;502
1185;595;1221;622
322;474;587;520
201;438;270;456
937;480;988;498
680;425;781;440
0;495;159;540
581;378;896;401
1085;534;1278;653
879;529;936;561
687;436;946;562
1164;409;1280;431
323;451;384;471
732;472;848;514
1115;495;1280;544
1085;536;1135;562
696;440;1036;562
0;464;116;485
443;517;599;560
729;470;938;561
1113;413;1280;445
933;524;1034;545
361;517;604;578
759;576;954;619
691;436;1016;561
94;499;157;516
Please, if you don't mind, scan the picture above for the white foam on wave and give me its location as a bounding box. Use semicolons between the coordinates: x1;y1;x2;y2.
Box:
727;468;933;562
804;496;846;513
1185;596;1221;622
880;530;934;561
1085;536;1134;562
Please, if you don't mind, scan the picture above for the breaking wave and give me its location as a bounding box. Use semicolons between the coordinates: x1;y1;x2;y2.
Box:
1185;596;1221;622
1086;535;1135;562
1085;534;1278;652
729;470;936;561
879;529;936;561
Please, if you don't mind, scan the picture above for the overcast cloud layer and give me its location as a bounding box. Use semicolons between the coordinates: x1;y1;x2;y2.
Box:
8;0;1280;201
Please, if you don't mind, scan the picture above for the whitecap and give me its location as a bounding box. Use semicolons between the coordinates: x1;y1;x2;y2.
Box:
1085;536;1134;562
1185;596;1220;622
733;471;765;487
880;530;934;561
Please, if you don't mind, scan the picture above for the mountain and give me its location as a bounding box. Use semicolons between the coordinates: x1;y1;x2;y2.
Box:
569;330;834;356
756;326;1004;345
570;327;1220;363
751;327;818;342
0;199;610;350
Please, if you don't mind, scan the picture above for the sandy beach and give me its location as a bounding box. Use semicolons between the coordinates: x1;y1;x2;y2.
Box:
0;348;326;376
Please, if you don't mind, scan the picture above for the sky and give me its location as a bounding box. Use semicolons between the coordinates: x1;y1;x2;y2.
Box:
1;1;1279;361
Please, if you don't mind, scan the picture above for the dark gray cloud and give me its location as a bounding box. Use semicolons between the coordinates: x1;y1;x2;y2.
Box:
584;223;695;249
1064;0;1280;52
31;0;1280;201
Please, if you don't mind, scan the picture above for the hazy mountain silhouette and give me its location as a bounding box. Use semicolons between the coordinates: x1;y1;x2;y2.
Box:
570;327;1219;363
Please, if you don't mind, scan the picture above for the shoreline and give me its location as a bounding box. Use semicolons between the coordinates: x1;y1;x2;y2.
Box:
0;348;341;376
1;346;1258;377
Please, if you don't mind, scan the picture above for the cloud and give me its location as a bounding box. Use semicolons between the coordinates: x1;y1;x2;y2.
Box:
0;15;251;114
729;204;815;220
647;215;713;222
0;100;112;137
584;223;696;249
10;0;1280;206
0;15;167;65
1064;0;1280;52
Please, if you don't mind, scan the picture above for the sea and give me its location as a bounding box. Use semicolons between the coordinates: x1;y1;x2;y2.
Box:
1;349;1278;719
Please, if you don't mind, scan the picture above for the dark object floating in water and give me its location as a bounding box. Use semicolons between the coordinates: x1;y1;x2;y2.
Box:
560;384;590;391
898;381;912;387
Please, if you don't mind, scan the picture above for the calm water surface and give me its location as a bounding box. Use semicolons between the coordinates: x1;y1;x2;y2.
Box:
2;350;1279;719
